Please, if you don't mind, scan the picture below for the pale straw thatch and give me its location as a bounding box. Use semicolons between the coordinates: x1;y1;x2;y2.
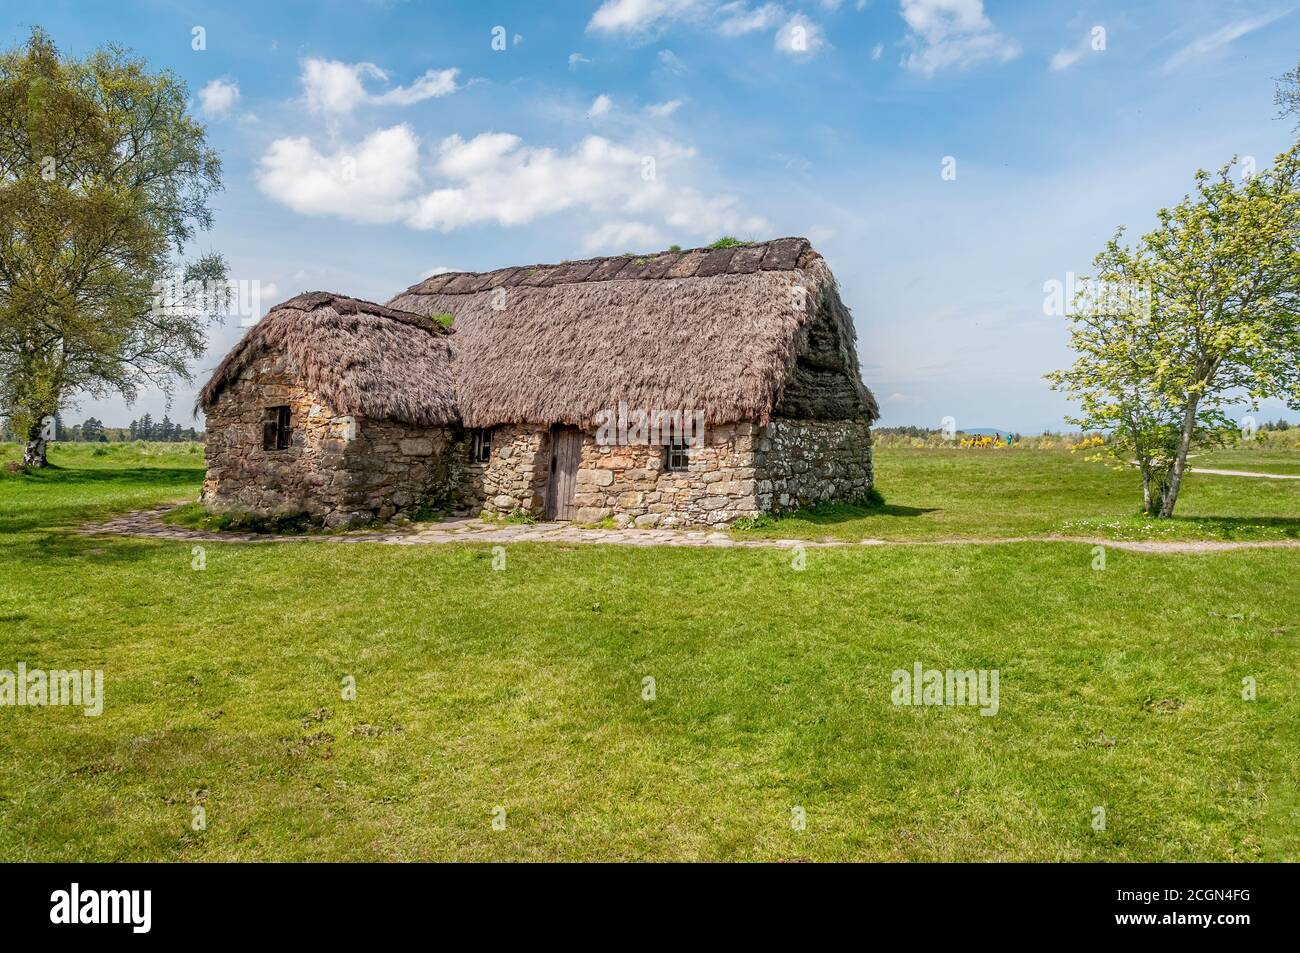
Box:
198;292;458;426
387;238;877;428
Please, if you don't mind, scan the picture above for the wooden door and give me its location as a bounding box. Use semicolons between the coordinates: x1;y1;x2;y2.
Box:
545;428;583;520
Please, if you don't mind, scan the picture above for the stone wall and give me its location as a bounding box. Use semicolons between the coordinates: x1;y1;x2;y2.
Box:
202;354;455;526
454;424;552;518
754;418;873;512
452;419;872;527
570;423;761;527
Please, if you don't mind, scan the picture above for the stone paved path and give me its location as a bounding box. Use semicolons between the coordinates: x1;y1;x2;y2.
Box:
76;505;1300;554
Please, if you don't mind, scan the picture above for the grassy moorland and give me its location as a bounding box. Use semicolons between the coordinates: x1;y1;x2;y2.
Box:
0;441;1296;861
733;445;1300;543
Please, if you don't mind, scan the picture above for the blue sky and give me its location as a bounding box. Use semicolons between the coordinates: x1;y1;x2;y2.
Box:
4;0;1298;432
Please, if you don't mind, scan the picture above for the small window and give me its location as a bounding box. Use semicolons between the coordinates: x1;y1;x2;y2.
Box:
469;427;493;463
262;406;291;451
664;436;690;473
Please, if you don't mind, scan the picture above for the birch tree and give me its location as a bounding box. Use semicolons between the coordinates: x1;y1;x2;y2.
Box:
1048;145;1300;517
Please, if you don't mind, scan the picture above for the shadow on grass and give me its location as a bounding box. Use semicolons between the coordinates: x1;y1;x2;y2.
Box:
1166;515;1300;539
4;466;202;487
0;531;182;566
736;500;940;530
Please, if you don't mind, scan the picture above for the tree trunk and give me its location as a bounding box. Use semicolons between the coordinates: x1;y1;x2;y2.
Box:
1140;465;1154;515
22;415;50;469
1158;395;1201;518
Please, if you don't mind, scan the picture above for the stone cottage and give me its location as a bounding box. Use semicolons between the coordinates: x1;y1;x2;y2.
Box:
199;238;879;527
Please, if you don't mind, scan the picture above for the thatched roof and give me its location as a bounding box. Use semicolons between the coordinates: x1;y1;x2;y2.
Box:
198;292;458;426
388;238;877;428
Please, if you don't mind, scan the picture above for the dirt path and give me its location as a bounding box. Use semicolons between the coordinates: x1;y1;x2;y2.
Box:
77;505;1300;555
1188;466;1300;480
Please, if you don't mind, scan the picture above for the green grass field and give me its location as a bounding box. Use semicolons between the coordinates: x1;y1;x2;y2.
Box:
0;441;1296;861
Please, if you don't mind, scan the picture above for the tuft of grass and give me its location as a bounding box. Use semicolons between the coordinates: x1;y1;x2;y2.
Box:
480;509;538;525
708;236;745;248
429;312;454;328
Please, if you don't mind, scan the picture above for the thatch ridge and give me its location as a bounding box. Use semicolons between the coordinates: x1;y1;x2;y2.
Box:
198;292;458;426
393;237;817;299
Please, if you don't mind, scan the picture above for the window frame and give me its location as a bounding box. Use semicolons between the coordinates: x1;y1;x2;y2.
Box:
469;427;493;464
262;406;291;451
663;435;690;473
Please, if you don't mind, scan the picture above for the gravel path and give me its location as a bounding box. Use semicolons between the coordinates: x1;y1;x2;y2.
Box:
76;505;1300;554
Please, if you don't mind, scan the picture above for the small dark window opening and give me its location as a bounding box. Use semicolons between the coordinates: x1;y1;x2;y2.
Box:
470;427;493;463
664;436;690;473
262;406;291;451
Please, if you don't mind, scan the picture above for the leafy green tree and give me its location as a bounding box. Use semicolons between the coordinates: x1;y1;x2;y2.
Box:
81;416;105;442
1049;145;1300;517
1276;62;1300;134
0;28;225;468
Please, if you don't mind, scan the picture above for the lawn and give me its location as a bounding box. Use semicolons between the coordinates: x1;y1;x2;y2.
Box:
732;446;1300;543
0;442;1296;861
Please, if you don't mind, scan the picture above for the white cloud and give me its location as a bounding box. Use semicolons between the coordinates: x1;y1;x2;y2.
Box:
583;221;669;252
423;265;454;278
1163;11;1291;73
258;123;768;243
658;49;688;73
775;14;827;56
255;124;422;224
871;42;884;60
1051;26;1109;72
646;98;683;117
568;52;591;70
300;58;459;115
588;94;614;118
718;2;785;37
1050;47;1084;71
590;0;822;51
409;133;763;235
198;78;240;118
899;0;1020;76
587;0;704;34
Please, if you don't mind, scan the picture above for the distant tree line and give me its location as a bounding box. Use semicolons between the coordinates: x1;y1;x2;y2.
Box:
0;413;202;442
875;425;1025;441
